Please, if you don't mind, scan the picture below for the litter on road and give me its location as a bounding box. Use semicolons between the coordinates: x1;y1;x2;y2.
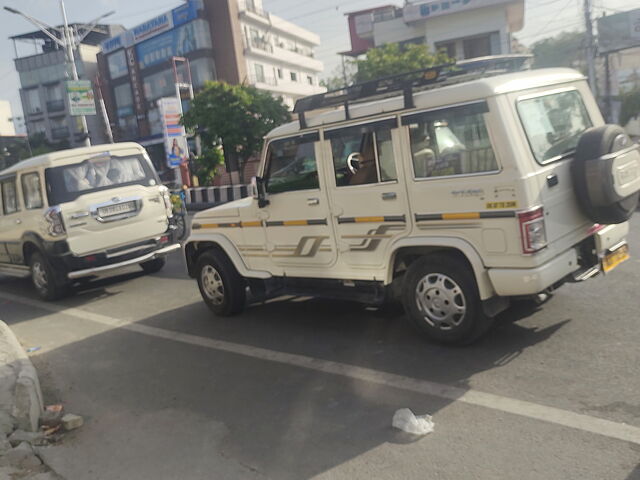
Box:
392;408;434;435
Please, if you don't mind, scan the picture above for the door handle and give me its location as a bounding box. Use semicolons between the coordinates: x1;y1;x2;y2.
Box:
307;198;320;206
381;192;397;200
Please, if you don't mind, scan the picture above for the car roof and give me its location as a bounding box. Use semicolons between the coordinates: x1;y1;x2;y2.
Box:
268;68;585;139
0;142;146;177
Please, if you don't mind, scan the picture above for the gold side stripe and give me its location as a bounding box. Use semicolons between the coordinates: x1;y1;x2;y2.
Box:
241;221;262;227
283;220;309;226
354;216;386;223
441;213;480;220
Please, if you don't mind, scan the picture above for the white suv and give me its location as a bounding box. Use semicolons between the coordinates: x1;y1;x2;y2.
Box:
184;67;640;344
0;143;180;300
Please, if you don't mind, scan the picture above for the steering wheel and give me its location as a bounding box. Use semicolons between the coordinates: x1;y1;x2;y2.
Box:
346;152;361;175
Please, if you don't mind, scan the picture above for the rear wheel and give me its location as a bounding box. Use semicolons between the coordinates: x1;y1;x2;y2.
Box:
196;250;246;316
140;257;166;274
29;252;70;301
402;255;492;345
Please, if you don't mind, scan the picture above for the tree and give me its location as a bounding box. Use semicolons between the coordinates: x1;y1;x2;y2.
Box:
531;31;586;70
619;86;640;127
181;82;291;183
352;43;452;83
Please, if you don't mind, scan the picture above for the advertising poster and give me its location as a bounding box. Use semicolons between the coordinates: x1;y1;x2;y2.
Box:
66;80;96;116
158;97;189;169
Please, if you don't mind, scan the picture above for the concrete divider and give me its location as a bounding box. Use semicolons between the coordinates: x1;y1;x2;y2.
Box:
185;185;250;210
0;321;43;432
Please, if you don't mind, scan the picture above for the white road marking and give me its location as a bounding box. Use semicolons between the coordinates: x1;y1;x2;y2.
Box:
3;291;640;446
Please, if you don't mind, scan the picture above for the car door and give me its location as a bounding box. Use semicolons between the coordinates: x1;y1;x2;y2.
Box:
261;131;337;272
0;175;22;264
324;117;410;269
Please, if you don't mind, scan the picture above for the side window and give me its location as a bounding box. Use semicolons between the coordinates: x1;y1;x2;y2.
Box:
327;120;398;187
403;102;498;179
265;134;320;194
21;173;44;210
1;177;19;215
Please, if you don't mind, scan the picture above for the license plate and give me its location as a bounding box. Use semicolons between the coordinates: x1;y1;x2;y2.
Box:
98;201;137;218
602;244;630;273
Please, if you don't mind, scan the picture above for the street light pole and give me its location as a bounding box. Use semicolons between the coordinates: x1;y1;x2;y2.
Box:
59;0;90;147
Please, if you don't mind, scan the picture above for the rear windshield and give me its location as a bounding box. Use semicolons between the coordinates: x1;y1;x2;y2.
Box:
517;90;592;164
45;154;159;205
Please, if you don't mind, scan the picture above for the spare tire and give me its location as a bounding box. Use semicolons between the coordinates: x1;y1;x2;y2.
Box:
572;125;640;224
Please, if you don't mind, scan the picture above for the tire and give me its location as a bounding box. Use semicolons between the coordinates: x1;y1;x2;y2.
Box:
140;257;166;274
572;125;640;224
401;255;493;345
29;251;70;301
196;250;246;316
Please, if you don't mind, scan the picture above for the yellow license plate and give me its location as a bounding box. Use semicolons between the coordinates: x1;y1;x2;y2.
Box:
602;244;630;273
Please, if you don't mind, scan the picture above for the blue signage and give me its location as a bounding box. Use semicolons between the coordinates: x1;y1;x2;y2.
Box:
136;22;199;70
133;13;172;42
172;1;199;28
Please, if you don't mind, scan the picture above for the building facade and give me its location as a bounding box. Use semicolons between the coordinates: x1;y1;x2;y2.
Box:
98;0;325;174
343;0;525;61
10;25;122;148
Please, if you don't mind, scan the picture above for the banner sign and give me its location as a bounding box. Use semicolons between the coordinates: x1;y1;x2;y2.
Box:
598;8;640;54
125;48;146;120
101;0;200;53
66;80;96;116
158;97;189;169
403;0;511;23
136;22;200;70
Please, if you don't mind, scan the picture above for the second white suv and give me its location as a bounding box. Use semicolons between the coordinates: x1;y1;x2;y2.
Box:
0;143;180;300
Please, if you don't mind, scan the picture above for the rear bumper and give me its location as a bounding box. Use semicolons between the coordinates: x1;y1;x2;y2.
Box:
488;222;629;296
67;243;181;279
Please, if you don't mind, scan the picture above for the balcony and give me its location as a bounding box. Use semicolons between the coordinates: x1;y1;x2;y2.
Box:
51;127;70;140
46;99;66;113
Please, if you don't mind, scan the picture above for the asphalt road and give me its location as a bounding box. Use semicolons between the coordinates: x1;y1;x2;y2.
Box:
1;216;639;480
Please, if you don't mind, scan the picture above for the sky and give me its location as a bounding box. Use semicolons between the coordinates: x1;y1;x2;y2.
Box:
0;0;635;129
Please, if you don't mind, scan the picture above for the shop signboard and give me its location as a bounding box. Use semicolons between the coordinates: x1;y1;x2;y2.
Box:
158;97;189;169
598;8;640;54
136;22;200;70
403;0;512;23
66;80;96;116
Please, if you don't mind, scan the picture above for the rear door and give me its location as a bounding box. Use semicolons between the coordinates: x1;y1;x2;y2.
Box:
324;118;410;270
46;153;169;256
514;86;598;250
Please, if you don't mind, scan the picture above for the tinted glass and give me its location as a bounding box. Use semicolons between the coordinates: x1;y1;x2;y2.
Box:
46;155;158;204
1;178;18;215
21;173;43;210
405;103;498;178
517;90;592;163
265;138;319;194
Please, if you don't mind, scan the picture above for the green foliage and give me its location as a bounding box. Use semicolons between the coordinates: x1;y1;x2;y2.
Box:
353;43;452;83
192;145;225;186
29;133;70;157
181;82;291;181
531;31;585;70
619;87;640;126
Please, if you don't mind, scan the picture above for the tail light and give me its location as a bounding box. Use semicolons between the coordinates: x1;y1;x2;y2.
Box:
518;206;547;254
44;206;66;237
159;185;173;218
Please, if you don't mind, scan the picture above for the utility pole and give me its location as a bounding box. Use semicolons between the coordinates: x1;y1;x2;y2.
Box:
4;3;114;148
583;0;597;94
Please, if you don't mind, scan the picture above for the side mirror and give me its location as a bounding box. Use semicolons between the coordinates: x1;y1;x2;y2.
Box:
251;176;269;208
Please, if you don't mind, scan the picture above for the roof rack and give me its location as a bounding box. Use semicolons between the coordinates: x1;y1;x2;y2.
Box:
293;54;532;129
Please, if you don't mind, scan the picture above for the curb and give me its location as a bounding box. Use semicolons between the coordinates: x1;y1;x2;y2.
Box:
0;321;43;432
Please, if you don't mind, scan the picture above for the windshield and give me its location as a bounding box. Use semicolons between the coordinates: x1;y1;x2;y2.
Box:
45;154;159;204
517;90;592;164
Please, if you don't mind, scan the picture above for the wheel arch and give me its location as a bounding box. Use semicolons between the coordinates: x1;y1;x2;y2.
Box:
387;237;495;300
183;233;271;280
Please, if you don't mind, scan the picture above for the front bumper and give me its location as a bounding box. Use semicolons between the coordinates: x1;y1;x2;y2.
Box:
67;243;181;279
488;223;629;297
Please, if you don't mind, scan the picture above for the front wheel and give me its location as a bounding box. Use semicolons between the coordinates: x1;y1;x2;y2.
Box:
29;252;70;301
196;250;246;316
402;255;492;345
